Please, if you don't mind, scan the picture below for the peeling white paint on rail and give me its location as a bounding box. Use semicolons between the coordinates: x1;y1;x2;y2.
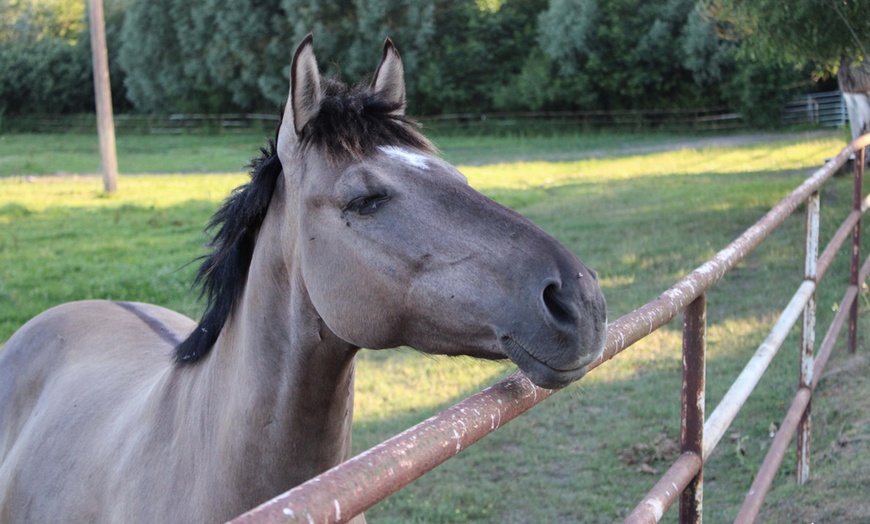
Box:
647;499;665;521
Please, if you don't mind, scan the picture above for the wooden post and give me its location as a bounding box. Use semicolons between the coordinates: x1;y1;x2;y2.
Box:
88;0;119;193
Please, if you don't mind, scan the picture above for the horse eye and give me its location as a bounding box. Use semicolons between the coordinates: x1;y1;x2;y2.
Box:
346;194;390;216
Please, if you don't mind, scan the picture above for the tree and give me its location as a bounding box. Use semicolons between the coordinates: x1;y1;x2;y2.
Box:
120;0;237;112
535;0;712;111
347;0;435;103
119;0;184;112
183;0;288;110
0;0;85;44
680;5;736;89
709;0;868;71
537;0;599;77
0;39;93;115
680;4;805;127
414;0;552;114
119;0;435;113
708;0;870;135
0;0;97;117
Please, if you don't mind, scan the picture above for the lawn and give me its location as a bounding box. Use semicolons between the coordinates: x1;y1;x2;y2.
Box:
0;129;867;522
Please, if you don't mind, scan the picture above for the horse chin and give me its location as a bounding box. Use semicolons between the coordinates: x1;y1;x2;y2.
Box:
499;335;595;390
454;348;510;362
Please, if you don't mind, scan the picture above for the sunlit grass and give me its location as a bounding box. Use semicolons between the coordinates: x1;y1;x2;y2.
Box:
462;136;842;188
0;174;245;213
354;351;512;425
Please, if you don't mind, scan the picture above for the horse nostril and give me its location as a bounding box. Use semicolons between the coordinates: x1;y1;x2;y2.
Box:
542;283;576;326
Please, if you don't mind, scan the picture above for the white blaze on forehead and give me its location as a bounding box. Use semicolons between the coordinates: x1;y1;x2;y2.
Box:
379;146;430;170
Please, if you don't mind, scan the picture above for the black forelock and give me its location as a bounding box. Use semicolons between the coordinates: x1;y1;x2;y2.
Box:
174;77;434;365
300;78;435;160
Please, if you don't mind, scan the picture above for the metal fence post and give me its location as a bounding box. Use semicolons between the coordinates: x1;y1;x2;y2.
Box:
850;146;865;353
680;294;706;523
797;191;819;485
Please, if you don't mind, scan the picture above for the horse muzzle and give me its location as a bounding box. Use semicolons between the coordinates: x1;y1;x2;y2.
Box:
496;263;608;389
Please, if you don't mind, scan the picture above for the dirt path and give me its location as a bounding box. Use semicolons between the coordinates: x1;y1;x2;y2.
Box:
537;130;839;163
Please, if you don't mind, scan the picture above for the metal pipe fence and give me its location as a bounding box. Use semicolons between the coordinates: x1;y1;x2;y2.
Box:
230;134;870;524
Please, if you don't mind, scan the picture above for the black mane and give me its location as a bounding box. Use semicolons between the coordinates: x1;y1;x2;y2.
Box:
173;140;281;364
174;79;433;364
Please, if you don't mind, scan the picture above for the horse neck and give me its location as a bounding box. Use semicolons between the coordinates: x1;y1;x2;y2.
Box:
187;176;358;490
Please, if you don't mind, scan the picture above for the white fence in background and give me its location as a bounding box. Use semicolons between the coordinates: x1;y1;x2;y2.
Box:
782;90;848;127
2;91;854;133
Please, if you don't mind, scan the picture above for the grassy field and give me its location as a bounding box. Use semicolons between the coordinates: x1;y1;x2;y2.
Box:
1;129;868;522
0;128;757;176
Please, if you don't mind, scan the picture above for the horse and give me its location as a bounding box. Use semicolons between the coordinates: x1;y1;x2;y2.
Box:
0;35;607;523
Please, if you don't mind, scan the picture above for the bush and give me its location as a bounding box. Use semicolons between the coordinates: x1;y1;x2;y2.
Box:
723;59;804;128
0;38;93;115
0;0;129;117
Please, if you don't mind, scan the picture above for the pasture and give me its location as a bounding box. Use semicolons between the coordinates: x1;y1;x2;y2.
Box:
1;129;868;522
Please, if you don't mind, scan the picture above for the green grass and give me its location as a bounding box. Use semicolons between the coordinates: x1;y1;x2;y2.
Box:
758;352;870;523
0;133;266;176
0;128;792;176
1;129;867;522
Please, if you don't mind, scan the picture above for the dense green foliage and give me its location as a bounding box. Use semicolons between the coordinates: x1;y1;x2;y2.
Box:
710;0;869;72
0;38;92;115
698;0;870;125
0;0;129;116
5;0;865;120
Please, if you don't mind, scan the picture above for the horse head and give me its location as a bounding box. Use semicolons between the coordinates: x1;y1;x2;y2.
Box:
275;35;607;389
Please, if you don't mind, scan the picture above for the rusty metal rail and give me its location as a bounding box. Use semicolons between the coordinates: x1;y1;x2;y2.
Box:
230;135;870;523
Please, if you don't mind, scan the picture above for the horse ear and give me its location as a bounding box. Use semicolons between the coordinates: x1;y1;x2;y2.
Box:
371;37;406;116
278;34;322;155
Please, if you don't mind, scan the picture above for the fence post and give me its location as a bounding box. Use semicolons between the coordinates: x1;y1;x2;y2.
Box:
680;294;706;523
850;145;865;353
797;191;819;485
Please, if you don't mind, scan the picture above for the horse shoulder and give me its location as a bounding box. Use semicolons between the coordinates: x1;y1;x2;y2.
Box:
0;300;195;522
1;299;193;380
